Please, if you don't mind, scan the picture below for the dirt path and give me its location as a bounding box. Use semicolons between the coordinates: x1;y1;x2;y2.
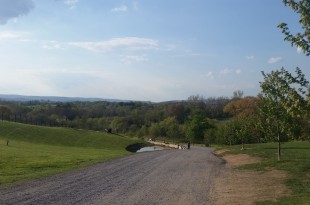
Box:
211;150;291;205
0;147;224;205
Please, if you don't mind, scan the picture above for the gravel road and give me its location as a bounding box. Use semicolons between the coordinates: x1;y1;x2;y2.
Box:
0;146;225;205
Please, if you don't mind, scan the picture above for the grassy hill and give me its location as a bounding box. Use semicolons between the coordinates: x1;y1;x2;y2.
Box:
0;121;145;186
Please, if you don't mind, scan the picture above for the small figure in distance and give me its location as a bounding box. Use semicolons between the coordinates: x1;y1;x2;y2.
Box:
187;141;190;149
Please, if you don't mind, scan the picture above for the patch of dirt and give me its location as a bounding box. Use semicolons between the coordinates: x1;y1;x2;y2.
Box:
213;149;230;156
211;150;291;205
223;154;261;167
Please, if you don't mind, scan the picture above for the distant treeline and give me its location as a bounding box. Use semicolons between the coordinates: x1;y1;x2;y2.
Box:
1;88;309;146
0;96;230;143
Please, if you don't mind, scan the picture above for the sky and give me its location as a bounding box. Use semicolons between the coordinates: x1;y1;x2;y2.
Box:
0;0;309;102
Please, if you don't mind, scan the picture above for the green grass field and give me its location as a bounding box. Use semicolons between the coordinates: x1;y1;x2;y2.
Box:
0;121;145;186
222;141;310;205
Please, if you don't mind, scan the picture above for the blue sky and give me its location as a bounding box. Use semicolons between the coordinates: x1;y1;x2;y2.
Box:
0;0;309;102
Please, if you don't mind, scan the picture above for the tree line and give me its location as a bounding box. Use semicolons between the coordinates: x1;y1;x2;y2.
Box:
0;96;230;144
1;73;309;149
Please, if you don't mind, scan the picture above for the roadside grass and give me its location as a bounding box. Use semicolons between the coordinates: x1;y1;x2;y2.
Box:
219;141;310;205
0;121;145;186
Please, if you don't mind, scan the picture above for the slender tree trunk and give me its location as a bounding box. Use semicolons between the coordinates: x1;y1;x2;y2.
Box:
277;121;281;161
278;133;281;161
241;133;244;150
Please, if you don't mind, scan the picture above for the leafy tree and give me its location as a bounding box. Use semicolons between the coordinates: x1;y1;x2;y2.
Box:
0;105;12;121
259;67;309;160
278;0;310;55
185;112;211;143
223;97;259;119
167;124;183;142
223;97;261;149
136;125;149;138
187;95;206;113
203;119;218;146
204;97;230;119
216;120;240;145
149;123;161;140
165;103;188;123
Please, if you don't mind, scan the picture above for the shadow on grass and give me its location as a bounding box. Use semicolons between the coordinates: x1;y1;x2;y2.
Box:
125;143;149;153
263;147;310;150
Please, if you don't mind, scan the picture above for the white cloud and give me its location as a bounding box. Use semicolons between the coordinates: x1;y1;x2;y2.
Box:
0;0;35;25
42;41;64;50
268;57;283;64
0;31;22;39
69;37;158;51
121;55;148;64
63;0;79;9
111;5;128;12
235;69;241;74
246;55;255;60
64;0;78;6
0;31;30;41
220;68;231;75
205;71;215;79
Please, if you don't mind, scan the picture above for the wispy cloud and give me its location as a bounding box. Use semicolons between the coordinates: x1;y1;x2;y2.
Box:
111;5;128;12
204;72;215;79
121;55;148;64
0;0;35;25
0;31;21;39
235;69;241;74
218;68;241;76
268;56;283;64
246;55;255;60
63;0;79;8
42;41;64;50
220;68;231;75
69;37;158;51
64;0;78;6
0;31;28;40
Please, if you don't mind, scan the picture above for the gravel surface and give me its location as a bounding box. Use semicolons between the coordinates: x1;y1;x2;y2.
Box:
0;146;225;205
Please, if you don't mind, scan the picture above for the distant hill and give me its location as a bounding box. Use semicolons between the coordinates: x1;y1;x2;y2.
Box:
0;94;129;103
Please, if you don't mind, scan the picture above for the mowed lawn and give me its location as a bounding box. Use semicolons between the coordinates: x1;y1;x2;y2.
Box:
223;141;310;205
0;121;144;186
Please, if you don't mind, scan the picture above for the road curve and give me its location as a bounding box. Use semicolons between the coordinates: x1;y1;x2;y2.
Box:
0;146;225;205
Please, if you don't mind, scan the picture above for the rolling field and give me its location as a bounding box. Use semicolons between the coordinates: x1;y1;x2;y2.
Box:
0;121;145;186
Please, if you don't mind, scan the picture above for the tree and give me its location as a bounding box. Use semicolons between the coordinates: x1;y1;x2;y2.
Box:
259;67;309;160
185;112;211;143
187;95;206;112
204;97;230;119
149;123;162;140
223;97;259;118
223;96;261;149
278;0;310;55
165;103;189;123
0;105;12;121
216;119;240;145
232;90;244;99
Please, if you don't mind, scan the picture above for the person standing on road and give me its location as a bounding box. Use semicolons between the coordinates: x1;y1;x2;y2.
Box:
187;141;190;149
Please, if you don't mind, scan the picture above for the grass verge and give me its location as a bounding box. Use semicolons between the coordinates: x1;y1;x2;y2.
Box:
219;141;310;205
0;121;145;186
